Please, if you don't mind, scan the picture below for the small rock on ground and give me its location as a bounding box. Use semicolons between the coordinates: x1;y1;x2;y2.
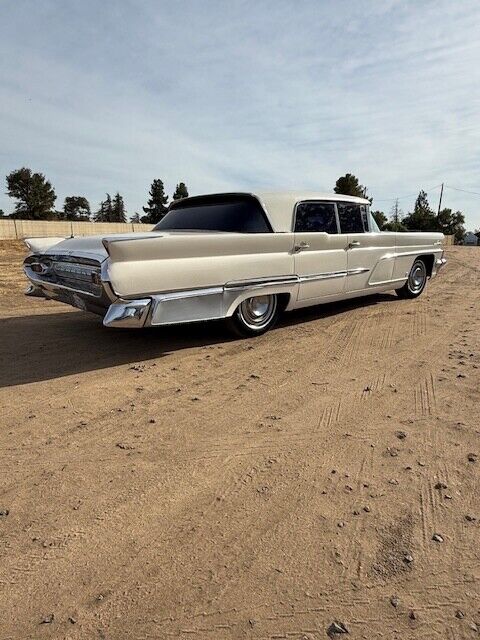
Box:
390;595;400;608
327;621;349;636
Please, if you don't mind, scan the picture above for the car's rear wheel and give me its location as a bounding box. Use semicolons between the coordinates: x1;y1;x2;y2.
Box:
395;259;428;299
226;294;280;337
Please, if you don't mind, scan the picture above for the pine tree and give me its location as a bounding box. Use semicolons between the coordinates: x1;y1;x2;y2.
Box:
6;167;56;219
142;179;168;223
172;182;189;200
111;192;127;222
402;190;438;232
334;173;367;198
94;194;113;222
61;196;91;221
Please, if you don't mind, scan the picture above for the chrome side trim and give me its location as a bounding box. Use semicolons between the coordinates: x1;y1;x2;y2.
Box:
298;268;369;283
347;267;370;276
155;286;224;301
390;248;444;257
368;277;407;286
225;275;298;290
299;270;346;282
378;248;444;262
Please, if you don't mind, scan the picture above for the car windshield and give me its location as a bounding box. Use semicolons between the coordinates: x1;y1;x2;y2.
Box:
153;195;272;233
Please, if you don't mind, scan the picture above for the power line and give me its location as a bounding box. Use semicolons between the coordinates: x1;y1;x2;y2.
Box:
374;184;442;203
373;183;480;205
444;185;480;198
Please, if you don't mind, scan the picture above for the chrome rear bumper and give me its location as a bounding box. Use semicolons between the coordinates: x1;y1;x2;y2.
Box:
103;299;152;328
102;288;224;329
433;256;447;276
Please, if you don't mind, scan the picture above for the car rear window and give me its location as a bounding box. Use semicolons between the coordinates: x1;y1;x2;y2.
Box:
154;195;272;233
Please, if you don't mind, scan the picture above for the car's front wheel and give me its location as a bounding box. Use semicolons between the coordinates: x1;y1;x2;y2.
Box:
395;259;428;299
226;294;280;337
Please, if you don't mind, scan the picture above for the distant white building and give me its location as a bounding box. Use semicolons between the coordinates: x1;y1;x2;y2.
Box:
464;232;478;245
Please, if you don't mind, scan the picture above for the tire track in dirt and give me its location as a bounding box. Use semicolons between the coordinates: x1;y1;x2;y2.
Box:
414;374;437;417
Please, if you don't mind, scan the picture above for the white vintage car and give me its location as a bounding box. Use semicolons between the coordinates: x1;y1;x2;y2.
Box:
24;192;446;336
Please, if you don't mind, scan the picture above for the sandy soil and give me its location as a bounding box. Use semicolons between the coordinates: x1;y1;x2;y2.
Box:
0;242;479;639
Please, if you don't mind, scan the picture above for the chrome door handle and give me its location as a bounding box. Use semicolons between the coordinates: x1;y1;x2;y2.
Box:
294;241;310;252
348;241;361;248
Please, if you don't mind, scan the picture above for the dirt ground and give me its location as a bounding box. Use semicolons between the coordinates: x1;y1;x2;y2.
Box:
0;242;479;639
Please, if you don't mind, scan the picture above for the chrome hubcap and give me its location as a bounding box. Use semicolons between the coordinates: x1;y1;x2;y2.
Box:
238;295;277;330
408;262;426;293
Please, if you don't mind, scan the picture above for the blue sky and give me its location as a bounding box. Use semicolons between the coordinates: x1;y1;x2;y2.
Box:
1;0;480;229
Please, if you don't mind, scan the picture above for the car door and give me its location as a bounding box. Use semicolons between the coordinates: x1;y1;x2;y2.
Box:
294;201;347;301
337;202;396;292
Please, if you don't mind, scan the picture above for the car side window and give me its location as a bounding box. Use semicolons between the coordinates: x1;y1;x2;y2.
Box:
295;202;338;233
337;203;365;234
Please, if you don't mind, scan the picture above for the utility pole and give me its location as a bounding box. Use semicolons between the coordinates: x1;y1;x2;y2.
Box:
392;198;400;225
437;183;444;216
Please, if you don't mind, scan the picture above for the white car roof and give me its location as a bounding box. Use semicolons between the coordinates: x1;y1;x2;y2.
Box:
254;191;370;232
